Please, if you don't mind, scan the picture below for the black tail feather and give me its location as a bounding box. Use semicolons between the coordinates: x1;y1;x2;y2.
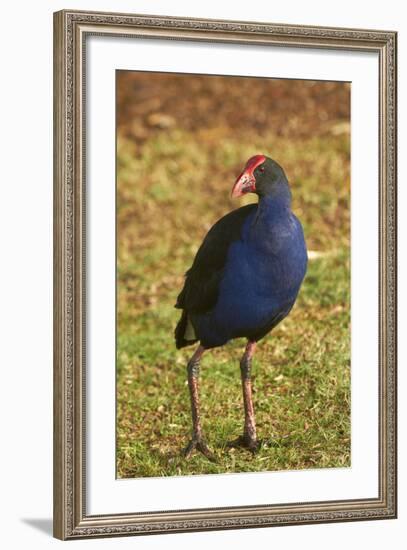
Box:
175;310;198;349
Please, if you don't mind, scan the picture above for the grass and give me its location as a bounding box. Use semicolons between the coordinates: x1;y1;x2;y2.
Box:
116;77;350;478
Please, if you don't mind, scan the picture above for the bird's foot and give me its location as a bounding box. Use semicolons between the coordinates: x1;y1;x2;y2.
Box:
226;434;261;454
183;435;216;462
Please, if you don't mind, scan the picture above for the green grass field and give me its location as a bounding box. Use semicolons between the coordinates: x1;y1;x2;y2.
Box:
116;74;350;478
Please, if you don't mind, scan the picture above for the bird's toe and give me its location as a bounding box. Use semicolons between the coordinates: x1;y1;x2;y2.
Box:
183;436;216;462
226;434;261;454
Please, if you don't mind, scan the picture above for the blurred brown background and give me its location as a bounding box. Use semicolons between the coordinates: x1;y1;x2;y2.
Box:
118;72;350;140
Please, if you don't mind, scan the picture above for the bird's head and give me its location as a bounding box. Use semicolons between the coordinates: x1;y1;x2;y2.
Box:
231;155;289;199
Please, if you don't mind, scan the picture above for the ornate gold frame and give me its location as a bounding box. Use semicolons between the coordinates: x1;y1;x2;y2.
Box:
53;9;397;540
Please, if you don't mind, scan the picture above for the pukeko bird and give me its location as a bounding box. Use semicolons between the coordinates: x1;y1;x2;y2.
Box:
175;154;307;459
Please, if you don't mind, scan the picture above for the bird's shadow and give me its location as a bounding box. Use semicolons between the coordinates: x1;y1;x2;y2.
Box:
21;518;53;537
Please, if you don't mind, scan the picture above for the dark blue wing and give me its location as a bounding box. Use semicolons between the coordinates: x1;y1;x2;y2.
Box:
175;204;256;314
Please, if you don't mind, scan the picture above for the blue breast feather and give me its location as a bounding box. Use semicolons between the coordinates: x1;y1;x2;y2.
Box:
190;206;307;348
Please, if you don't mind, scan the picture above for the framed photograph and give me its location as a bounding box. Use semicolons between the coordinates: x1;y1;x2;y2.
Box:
53;9;397;540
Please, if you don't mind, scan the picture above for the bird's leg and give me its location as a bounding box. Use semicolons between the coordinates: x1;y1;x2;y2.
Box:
241;341;259;450
228;341;260;453
183;345;215;461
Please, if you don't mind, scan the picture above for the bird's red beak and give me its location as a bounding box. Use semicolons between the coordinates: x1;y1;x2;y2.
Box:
231;172;256;198
231;154;266;198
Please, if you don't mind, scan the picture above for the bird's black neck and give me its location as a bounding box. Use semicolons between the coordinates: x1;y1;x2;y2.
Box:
249;180;295;249
257;179;292;213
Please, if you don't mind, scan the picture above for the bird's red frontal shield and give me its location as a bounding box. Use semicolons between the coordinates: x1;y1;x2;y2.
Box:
231;154;266;197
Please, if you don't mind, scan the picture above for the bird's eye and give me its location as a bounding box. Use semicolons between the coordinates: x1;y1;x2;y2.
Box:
259;166;265;173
